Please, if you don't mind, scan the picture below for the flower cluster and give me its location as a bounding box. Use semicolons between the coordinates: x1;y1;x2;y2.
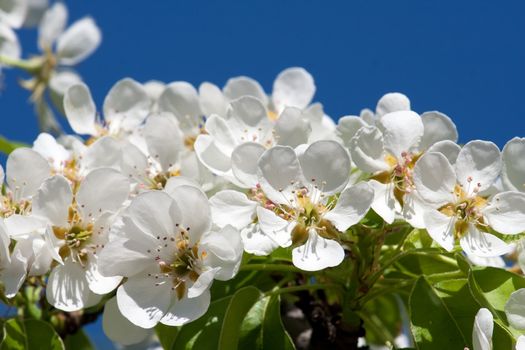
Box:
1;3;525;348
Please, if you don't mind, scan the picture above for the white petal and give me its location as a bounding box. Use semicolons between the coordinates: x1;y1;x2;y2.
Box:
402;191;431;229
117;276;172;328
272;67;315;113
49;70;82;114
46;260;91;311
377;111;424;158
336;116;367;148
85;257;122;295
80;136;122;173
504;289;525;331
204;114;237;154
460;225;512;258
223;76;267;105
350;126;389;173
231;142;266;188
256;207;293;247
466;254;506;269
97;222;155;277
63;83;97;135
0;23;20;60
275;107;311;148
170;185;211;244
324;182;374;232
426;140;461;165
502;137;525;192
157;82;201;132
57;17;101;65
194;135;236;183
422;210;455;252
227;96;271;140
120;141;148;184
455;140;501;194
369;180;400;224
257;146;302;205
187;268;218;298
200;225;243;280
2;248;27;298
164;176;201;195
209;190;257;230
0;221;10;262
300;141;350;194
419;111;458;150
292;229;344;271
6;148;51;200
127;191;179;240
4;215;46;238
199;82;227;117
38;2;67;48
240;223;279;256
0;0;27;28
77;168;129;220
143;80;165;101
143;113;183;171
375;92;410;117
413;152;456;205
103;297;150;346
103;78;151;129
472;308;493;350
483;191;525;235
160;290;210;327
32;133;71;170
33;175;72;227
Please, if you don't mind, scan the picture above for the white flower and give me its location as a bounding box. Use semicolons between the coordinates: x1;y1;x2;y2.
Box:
414;141;525;256
252;141;373;271
347;108;458;227
473;308;493;350
98;187;243;328
64;79;152;139
32;169;129;311
38;3;100;65
501;137;525;192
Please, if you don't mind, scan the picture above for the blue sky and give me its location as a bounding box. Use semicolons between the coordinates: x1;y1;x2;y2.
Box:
1;0;525;348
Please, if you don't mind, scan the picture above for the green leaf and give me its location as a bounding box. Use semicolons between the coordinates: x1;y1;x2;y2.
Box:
172;287;262;350
0;136;28;155
468;267;525;321
63;330;93;350
1;319;64;350
361;294;402;345
1;319;26;350
155;324;178;350
219;287;262;350
239;295;295;350
409;277;471;349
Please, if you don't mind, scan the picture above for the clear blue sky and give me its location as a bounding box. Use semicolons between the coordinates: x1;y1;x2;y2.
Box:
1;1;525;348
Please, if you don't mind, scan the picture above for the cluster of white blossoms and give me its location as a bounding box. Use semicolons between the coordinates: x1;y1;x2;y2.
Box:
1;35;525;346
2;2;525;350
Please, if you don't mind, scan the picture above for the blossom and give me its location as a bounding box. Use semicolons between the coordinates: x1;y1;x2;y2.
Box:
32;168;130;311
252;141;373;271
346;108;458;227
0;0;27;29
98;186;243;328
414;141;525;256
473;308;493;350
505;289;525;331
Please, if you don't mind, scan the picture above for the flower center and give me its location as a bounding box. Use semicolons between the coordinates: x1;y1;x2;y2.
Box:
438;184;488;238
146;226;206;300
